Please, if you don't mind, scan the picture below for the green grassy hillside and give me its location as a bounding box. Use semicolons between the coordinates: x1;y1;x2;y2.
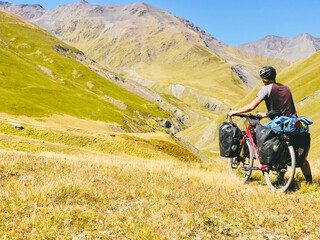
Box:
0;1;290;135
65;15;287;107
0;9;170;132
15;1;285;110
277;51;320;159
63;15;248;108
71;14;288;140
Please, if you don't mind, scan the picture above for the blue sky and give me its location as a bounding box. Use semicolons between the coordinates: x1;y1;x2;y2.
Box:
3;0;320;46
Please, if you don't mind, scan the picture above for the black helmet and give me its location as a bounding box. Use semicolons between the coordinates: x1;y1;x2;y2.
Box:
260;66;276;81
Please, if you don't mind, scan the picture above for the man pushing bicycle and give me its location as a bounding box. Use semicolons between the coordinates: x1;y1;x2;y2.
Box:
228;66;312;184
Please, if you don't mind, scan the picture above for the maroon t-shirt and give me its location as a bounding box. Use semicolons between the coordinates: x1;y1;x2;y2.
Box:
257;83;297;117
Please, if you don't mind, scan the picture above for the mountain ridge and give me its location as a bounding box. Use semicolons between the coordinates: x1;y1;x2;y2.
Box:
0;1;46;19
237;33;320;63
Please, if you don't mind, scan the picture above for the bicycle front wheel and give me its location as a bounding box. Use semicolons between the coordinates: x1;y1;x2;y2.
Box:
229;138;253;183
264;143;296;192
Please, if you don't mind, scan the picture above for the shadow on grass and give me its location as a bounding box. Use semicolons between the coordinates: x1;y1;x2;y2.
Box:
288;175;320;193
247;174;309;193
286;181;300;192
277;175;320;193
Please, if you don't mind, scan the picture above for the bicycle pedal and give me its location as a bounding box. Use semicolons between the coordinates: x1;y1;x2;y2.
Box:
243;166;260;171
250;167;260;170
280;169;287;173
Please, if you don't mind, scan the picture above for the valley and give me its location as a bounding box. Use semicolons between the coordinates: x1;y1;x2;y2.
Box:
0;0;289;153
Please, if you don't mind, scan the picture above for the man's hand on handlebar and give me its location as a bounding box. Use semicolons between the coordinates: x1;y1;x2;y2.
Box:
228;110;238;117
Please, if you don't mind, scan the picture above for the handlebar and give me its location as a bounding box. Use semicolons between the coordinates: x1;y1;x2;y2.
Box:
228;113;263;126
231;113;263;120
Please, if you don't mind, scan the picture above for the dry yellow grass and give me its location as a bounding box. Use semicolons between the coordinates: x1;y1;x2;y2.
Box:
1;148;320;239
0;114;319;239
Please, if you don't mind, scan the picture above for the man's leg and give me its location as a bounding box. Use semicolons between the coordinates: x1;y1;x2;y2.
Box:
301;160;312;184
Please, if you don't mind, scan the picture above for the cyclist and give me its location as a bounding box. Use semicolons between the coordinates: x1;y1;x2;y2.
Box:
228;66;312;184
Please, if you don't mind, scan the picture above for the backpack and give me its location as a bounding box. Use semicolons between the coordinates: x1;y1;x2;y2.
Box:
256;125;283;165
219;122;242;158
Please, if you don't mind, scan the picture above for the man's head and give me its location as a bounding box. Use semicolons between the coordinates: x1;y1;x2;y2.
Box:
260;66;276;84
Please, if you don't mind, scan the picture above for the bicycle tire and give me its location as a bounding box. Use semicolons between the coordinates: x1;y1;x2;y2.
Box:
229;138;253;183
264;143;296;192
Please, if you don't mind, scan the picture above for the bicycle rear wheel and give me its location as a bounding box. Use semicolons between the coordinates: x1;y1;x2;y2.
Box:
229;138;253;183
264;143;296;192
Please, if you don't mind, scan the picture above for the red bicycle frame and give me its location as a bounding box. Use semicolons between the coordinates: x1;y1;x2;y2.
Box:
242;123;269;170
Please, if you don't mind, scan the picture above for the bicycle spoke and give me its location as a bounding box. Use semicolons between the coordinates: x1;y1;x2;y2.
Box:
229;139;253;183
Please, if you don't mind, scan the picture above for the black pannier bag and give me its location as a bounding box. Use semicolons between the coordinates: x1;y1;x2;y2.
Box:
289;133;310;167
219;122;242;157
256;125;283;165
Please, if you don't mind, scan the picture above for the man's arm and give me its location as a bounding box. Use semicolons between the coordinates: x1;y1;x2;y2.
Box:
228;97;263;116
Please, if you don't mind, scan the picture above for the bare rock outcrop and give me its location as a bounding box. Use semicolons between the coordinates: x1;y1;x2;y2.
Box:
231;65;259;88
170;84;228;114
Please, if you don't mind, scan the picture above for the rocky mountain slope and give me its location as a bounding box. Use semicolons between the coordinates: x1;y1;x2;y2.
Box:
237;33;320;63
0;0;287;114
